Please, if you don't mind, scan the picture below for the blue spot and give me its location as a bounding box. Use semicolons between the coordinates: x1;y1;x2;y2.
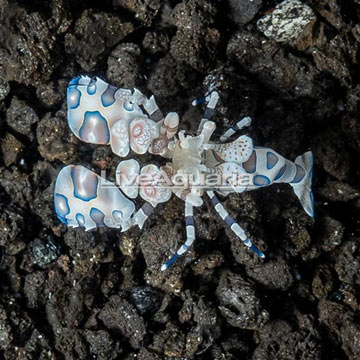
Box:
163;253;179;270
310;190;314;217
67;111;77;131
243;151;256;173
274;165;286;181
71;167;98;202
249;244;265;258
266;152;278;170
76;213;86;227
90;207;105;227
69;76;80;86
67;86;81;109
193;96;206;105
185;216;195;227
243;238;251;247
123;101;134;112
54;193;70;225
224;215;235;227
309;155;314;181
180;244;189;252
291;165;305;184
253;175;271;186
309;153;314;181
101;85;117;107
87;78;97;95
79;111;110;144
210;194;220;206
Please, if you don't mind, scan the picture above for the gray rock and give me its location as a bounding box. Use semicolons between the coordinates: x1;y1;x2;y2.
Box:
142;31;170;55
64;10;134;71
216;270;269;329
246;258;295;291
0;1;69;85
0;78;9;101
0;132;24;166
148;54;195;98
98;295;146;349
130;286;162;315
24;271;47;309
113;0;164;26
226;30;327;99
64;228;97;252
311;128;350;181
317;179;360;202
257;0;316;46
0;204;25;249
170;0;217;30
106;43;141;89
227;0;263;26
169;0;220;71
0;307;12;350
36;109;77;164
335;240;360;286
36;80;68;108
28;238;59;268
84;330;119;360
6;97;38;139
253;318;323;359
318;300;360;359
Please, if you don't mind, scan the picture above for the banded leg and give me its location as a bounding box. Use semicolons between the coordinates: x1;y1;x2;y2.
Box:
137;92;164;122
161;202;195;271
136;91;179;138
200;120;216;145
206;190;265;258
139;94;179;155
134;90;179;145
172;188;203;207
219;117;252;143
142;95;179;140
193;91;220;133
131;202;156;230
161;112;179;139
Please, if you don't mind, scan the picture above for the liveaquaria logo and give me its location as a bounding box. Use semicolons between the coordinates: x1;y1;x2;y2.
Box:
98;169;255;191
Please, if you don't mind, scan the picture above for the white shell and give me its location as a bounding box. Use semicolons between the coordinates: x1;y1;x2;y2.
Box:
139;164;172;206
215;135;253;163
129;117;160;154
110;119;131;157
54;165;135;230
116;159;140;199
67;76;146;153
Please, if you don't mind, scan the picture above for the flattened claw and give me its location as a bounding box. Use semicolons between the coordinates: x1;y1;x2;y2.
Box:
54;165;135;230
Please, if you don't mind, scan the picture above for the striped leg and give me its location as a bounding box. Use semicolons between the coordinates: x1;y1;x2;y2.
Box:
141;94;180;139
161;112;179;139
141;94;164;122
161;202;195;271
131;202;156;230
193;91;220;133
219;117;252;143
172;188;203;207
206;190;265;258
141;96;179;155
200;120;216;145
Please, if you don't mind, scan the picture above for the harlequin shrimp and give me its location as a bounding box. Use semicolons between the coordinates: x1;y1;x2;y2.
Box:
54;76;314;271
